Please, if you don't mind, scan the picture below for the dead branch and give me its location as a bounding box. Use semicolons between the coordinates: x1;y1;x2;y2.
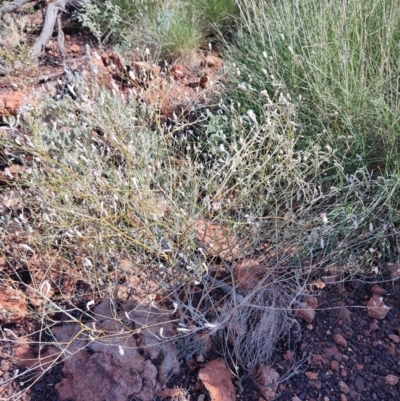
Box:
0;0;32;16
32;0;69;58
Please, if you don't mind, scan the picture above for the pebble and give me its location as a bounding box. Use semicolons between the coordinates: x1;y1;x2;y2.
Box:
338;380;350;393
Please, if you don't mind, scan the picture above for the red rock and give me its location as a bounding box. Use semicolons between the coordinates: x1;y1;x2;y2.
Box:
340;395;347;401
294;302;315;323
388;334;400;343
255;365;279;401
385;374;399;386
337;307;352;323
200;54;223;68
171;63;185;79
367;295;390;319
370;284;387;295
233;258;267;291
0;92;24;117
70;44;80;53
55;298;180;401
305;371;318;380
309;380;322;390
306;296;318;309
198;359;236;401
310;354;325;368
283;350;294;360
0;285;27;324
338;380;350;393
333;333;347;347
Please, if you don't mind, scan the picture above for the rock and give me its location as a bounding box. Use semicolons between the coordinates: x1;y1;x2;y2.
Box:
388;334;400;343
369;321;379;331
309;380;322;390
255;364;280;401
292;397;302;401
337;307;352;323
385;375;399;386
283;350;294;360
233;258;269;291
198;359;235;401
0;360;9;371
55;298;180;401
333;334;347;347
355;376;364;393
310;354;325;368
14;337;59;372
0;286;28;324
340;395;347;401
294;302;315;323
367;295;390;319
70;44;80;53
305;371;318;380
370;284;387;295
306;296;318;310
338;380;350;393
200;54;223;68
0;92;25;117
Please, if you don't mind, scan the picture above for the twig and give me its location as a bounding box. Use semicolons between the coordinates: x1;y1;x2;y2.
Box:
37;70;65;83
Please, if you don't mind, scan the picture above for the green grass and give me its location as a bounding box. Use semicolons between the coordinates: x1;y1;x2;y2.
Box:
228;0;400;175
78;0;238;60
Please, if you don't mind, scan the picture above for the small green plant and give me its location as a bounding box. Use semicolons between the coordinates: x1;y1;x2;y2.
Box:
77;0;122;46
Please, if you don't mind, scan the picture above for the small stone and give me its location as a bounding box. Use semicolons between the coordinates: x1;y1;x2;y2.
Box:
385;375;399;386
369;322;379;331
340;395;347;401
310;354;325;368
309;380;322;390
291;397;301;401
367;295;390;320
337;307;352;323
294;301;315;322
333;334;347;347
324;397;330;401
70;44;80;53
283;350;294;360
370;284;387;295
305;371;318;380
255;365;279;401
0;92;25;118
331;361;339;370
388;334;400;343
0;286;28;324
200;54;223;68
0;361;9;372
199;359;236;401
338;380;350;393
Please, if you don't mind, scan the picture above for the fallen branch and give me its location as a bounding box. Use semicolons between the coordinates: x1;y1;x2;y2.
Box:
32;0;68;58
0;0;32;16
37;70;65;83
